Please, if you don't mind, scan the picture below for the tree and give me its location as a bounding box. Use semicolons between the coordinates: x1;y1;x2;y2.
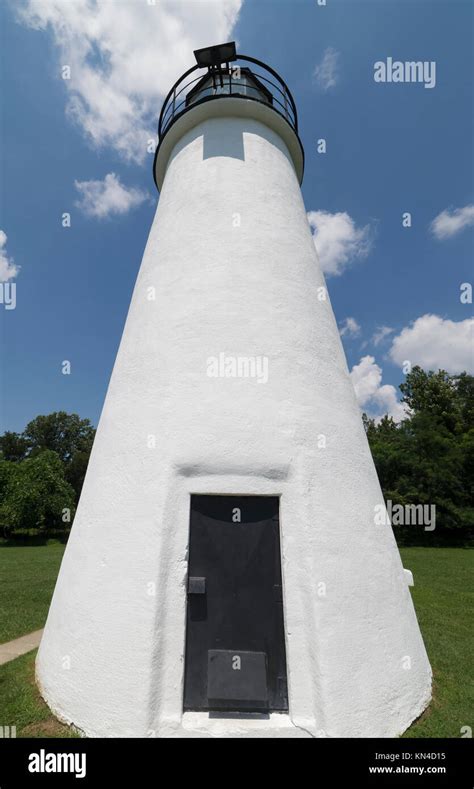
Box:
65;450;92;499
24;412;95;463
0;450;76;538
399;366;472;433
0;431;29;462
365;368;474;542
455;372;474;433
0;412;95;538
22;412;95;499
0;459;14;502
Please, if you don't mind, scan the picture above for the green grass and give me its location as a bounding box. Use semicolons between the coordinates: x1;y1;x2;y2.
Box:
0;545;471;737
0;650;79;737
0;543;65;642
399;547;473;738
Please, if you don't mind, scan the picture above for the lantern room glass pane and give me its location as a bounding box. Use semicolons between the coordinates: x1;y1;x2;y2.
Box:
231;72;271;103
186;70;272;108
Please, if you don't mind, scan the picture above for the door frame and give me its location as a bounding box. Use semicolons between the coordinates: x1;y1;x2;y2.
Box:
182;490;288;715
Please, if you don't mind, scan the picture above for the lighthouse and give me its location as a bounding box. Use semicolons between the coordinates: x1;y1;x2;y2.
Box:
37;42;431;738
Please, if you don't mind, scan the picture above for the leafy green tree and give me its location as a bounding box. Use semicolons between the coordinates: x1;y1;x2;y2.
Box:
0;459;14;502
0;431;29;462
365;367;474;542
0;413;95;538
400;367;474;434
24;412;95;463
65;450;92;499
400;367;456;420
455;372;474;433
0;450;76;538
22;412;95;499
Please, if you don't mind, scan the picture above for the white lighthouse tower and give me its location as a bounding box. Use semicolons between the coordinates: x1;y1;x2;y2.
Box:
37;42;431;738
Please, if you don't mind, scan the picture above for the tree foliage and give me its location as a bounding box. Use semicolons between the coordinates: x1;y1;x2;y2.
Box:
0;450;76;538
23;412;95;463
0;431;29;462
365;368;474;542
0;413;95;539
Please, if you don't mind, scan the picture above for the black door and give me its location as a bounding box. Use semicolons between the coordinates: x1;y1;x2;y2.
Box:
183;495;288;713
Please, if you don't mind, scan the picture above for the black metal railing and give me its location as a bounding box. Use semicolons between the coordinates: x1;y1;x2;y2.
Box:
158;54;298;142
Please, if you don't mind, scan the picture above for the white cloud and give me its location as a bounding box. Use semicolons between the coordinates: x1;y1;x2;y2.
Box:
313;47;340;91
0;231;20;282
372;325;394;346
307;210;373;276
339;317;361;338
389;314;474;374
350;355;407;423
74;172;148;219
430;204;474;240
17;0;242;163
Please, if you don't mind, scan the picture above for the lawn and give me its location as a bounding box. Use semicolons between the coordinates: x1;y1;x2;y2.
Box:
0;544;471;737
399;547;473;738
0;542;65;643
0;650;78;737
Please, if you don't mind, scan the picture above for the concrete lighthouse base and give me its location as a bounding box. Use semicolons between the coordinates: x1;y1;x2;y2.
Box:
36;101;431;738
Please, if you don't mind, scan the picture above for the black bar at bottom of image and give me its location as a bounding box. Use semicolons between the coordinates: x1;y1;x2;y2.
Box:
0;736;472;786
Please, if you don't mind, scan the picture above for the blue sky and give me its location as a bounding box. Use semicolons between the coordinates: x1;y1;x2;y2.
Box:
1;0;473;432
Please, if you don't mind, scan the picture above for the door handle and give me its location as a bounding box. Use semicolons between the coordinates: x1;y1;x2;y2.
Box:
188;576;206;594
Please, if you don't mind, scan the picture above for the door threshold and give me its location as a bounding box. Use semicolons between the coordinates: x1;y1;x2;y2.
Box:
208;711;270;720
181;711;307;737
